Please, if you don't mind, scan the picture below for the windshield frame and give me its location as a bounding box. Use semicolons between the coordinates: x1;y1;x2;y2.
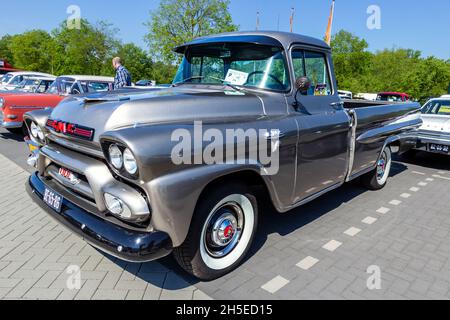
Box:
174;43;292;94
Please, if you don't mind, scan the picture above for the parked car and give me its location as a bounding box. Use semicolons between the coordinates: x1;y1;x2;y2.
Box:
6;76;56;94
25;31;421;280
0;59;20;76
408;97;450;156
338;90;353;99
1;75;114;133
377;92;410;102
0;71;54;91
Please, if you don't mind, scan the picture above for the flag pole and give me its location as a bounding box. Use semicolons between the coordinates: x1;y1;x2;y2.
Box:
290;7;295;33
256;11;260;30
325;0;335;45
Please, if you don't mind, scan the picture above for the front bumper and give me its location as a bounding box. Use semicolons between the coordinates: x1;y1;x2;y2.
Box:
1;120;22;129
27;172;173;263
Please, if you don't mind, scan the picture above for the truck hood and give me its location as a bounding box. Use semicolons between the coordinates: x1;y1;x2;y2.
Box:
48;86;266;143
420;114;450;134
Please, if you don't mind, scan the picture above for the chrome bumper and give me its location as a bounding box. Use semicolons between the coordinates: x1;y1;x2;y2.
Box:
1;121;23;129
414;132;450;154
37;143;151;222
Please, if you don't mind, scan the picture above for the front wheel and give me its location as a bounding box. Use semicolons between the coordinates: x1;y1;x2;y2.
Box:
361;147;392;190
173;183;258;281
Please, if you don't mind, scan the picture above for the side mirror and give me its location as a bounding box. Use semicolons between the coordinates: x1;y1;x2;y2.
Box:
295;76;311;95
292;76;311;111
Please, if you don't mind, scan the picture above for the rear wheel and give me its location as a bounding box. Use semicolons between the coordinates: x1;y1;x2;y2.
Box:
361;147;392;190
174;183;258;281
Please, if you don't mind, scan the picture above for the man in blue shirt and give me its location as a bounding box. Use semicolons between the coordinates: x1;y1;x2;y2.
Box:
112;57;132;89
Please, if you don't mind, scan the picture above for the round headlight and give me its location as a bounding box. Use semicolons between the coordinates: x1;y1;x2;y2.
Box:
109;144;123;169
30;122;39;138
30;122;45;141
123;148;138;175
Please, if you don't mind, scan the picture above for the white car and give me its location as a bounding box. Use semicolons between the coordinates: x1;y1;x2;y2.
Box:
413;98;450;155
14;76;56;93
0;71;54;91
338;90;353;99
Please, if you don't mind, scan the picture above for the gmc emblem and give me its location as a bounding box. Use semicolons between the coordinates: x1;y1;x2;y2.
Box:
58;167;81;186
46;119;95;141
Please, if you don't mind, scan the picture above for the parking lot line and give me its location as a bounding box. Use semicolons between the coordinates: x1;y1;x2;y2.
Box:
261;276;290;294
426;178;434;182
412;171;426;175
389;200;402;206
418;182;428;186
433;174;450;181
344;227;361;237
400;193;411;199
362;217;378;225
322;240;342;252
410;187;420;192
296;256;320;270
377;207;391;215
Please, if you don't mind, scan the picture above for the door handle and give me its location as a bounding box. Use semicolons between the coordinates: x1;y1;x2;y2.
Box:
330;101;344;110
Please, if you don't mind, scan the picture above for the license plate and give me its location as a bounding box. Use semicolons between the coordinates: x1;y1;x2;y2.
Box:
43;187;63;213
429;143;449;154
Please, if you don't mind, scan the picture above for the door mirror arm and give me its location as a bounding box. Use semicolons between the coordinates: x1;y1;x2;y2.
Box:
292;76;311;111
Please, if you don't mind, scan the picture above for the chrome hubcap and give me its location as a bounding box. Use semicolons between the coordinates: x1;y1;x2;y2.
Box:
204;203;244;258
377;157;386;179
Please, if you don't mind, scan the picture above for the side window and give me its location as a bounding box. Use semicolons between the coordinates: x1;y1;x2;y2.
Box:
304;51;332;96
291;49;306;79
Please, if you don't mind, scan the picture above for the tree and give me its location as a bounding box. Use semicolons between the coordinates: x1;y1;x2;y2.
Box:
9;30;55;73
102;43;154;81
0;35;15;65
51;19;120;75
145;0;238;63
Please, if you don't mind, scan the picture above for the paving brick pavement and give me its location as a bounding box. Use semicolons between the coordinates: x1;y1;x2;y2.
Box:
1;142;450;300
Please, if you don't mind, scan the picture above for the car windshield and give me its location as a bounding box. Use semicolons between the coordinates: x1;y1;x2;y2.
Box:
422;100;450;115
1;74;13;84
173;43;291;92
47;78;75;95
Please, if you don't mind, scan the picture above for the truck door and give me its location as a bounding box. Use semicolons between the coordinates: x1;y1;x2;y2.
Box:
290;49;350;203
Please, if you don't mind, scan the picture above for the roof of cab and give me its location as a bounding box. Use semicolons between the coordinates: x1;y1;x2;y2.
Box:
174;31;330;53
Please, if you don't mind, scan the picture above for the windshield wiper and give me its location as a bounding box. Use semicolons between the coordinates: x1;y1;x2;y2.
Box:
172;76;205;86
172;75;244;92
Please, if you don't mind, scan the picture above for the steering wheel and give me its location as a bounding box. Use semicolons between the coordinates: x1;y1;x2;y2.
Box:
245;71;285;89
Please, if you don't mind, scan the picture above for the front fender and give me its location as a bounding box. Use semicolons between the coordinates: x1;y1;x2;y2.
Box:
145;163;274;247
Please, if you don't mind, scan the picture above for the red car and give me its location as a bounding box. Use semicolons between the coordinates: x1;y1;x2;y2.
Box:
1;75;114;133
376;92;410;102
0;59;20;76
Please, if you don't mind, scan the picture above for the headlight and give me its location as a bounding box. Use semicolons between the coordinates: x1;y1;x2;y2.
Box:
109;144;123;169
30;122;45;140
123;148;138;175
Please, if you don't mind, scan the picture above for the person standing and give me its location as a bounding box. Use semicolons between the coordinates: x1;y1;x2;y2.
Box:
112;57;132;89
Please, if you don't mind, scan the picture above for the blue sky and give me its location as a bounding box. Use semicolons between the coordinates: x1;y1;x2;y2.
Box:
1;0;449;59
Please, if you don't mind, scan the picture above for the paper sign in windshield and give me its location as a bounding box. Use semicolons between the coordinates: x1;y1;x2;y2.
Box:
225;69;249;85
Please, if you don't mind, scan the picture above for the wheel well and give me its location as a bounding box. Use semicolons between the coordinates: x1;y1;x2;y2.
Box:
387;140;401;153
198;170;271;204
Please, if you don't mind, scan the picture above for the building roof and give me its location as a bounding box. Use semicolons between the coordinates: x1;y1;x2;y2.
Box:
174;31;330;53
2;71;54;77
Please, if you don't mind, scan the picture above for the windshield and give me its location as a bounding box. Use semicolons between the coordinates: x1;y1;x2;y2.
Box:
1;74;13;84
422;100;450;115
47;78;75;95
174;43;291;92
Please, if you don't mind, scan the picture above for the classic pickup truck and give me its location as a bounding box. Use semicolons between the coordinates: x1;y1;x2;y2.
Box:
25;32;422;280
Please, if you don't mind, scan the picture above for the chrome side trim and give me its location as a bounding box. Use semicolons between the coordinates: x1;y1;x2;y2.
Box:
345;109;357;182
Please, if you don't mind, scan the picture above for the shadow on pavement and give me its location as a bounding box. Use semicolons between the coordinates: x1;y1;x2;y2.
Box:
0;131;25;143
395;151;450;171
100;162;410;288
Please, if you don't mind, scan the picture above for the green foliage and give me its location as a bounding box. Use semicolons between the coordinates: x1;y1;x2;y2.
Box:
51;19;120;76
8;30;55;73
0;35;15;65
145;0;238;64
331;30;450;100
